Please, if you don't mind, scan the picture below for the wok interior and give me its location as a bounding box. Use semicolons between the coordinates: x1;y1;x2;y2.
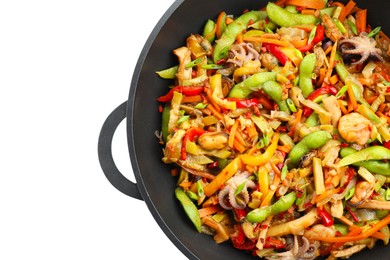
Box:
128;0;390;259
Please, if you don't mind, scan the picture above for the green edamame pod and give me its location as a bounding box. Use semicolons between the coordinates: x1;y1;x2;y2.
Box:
213;11;267;63
228;72;276;99
266;2;318;27
262;80;290;114
246;191;296;223
339;147;390;175
299;53;316;98
338;146;390;167
288;130;332;169
202;19;216;43
175;187;202;232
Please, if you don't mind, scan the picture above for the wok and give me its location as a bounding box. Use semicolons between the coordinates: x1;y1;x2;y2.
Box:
98;0;390;259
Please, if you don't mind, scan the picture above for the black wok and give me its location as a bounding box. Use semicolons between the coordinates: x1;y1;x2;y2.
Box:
98;0;390;259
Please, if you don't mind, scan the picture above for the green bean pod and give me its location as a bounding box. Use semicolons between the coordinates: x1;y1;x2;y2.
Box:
266;2;318;28
161;104;171;142
247;191;296;223
175;187;202;232
340;147;390;176
287;130;332;169
202;19;216;43
299;53;316;98
213;11;267;63
228;72;276;99
262;80;290;114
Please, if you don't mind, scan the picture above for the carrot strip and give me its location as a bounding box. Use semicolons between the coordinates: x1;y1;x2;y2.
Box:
277;144;291;154
236;33;243;44
310;213;390;243
246;121;258;139
207;103;224;121
288;109;303;136
347;81;358;111
179;181;193;189
233;137;246;153
339;216;355;227
205;88;221;112
198;205;220;218
314;188;341;203
301;9;316;15
329;74;339;85
181;95;203;103
234;129;246;146
326;41;338;80
355;9;367;34
285;0;326;10
338;0;356;22
228;119;240;148
215;12;226;39
243;36;290;47
372;231;386;241
261;174;280;206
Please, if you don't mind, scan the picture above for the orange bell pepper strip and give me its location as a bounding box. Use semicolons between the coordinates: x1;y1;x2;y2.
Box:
241;133;280;166
203;156;243;197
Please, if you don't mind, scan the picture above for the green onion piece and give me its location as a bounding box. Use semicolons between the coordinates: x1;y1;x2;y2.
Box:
197;180;204;198
185;57;203;68
308;26;317;45
333;18;347;34
201;64;223;69
234;181;247;196
194;103;207;109
367;26;381;38
177;115;190;124
345;187;355;200
336;85;349;98
286;98;297;112
347;20;358;35
281;165;288;180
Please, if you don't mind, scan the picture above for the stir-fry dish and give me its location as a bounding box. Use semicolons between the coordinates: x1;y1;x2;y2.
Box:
155;0;390;259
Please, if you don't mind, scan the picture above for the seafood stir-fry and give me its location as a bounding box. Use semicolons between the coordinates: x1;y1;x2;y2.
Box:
155;0;390;259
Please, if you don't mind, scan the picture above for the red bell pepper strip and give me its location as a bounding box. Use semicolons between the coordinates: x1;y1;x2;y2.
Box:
298;24;325;53
231;224;257;251
227;97;260;108
233;208;247;222
263;43;289;65
317;208;334;227
384;141;390;150
157;86;204;102
181;127;206;160
303;85;338;117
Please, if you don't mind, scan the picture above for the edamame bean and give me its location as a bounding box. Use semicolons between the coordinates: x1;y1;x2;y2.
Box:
228;72;276;99
266;2;318;28
299;53;316;98
287;130;332;169
213;11;266;63
262;80;290;114
247;191;296;223
338;146;390;168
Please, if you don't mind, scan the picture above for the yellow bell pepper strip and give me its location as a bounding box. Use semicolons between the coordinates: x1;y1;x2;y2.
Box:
203;156;243;197
209;73;237;110
213;11;267;63
279;46;303;67
241;133;280;166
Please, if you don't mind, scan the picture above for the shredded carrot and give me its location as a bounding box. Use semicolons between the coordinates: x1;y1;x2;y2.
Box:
329;74;339;85
234;129;246;146
277;144;291;154
314;188;341;203
179;181;193;189
292;24;315;32
338;0;356;22
355;9;367;34
347;81;358;111
198;205;220;218
233;137;246;153
261;174;280;207
202;216;219;230
236;33;243;44
285;0;326;10
270;161;281;177
246;121;258;139
207;103;224;121
225;16;233;25
243;36;290;47
379;103;387;113
324;45;333;55
372;231;387;241
181;95;203;103
216;12;226;39
338;216;355;227
326;41;338;80
329;223;362;251
310;213;390;243
316;68;326;87
290;38;308;48
228;119;240;148
288;109;302;136
301;9;316;15
205;87;221;112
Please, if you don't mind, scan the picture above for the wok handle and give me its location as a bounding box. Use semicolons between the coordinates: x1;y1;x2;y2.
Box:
98;101;143;200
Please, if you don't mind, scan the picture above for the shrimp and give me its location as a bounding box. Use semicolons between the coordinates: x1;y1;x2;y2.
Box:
349;181;374;206
337;113;373;145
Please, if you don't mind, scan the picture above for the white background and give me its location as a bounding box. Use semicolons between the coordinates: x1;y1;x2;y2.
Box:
1;0;186;259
